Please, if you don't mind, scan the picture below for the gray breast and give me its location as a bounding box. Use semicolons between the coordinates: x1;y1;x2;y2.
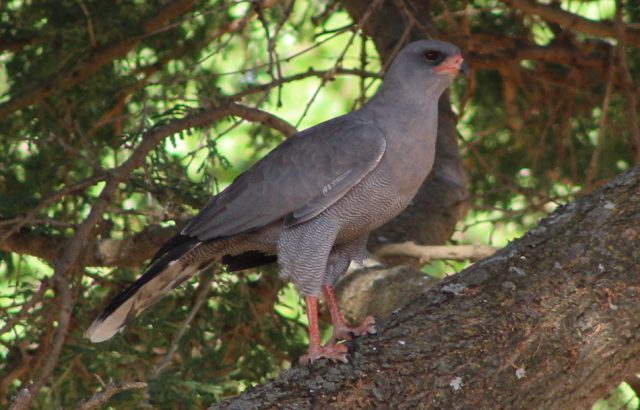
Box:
325;162;414;245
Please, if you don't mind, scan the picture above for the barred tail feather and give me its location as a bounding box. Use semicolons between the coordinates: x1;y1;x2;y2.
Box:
85;239;204;343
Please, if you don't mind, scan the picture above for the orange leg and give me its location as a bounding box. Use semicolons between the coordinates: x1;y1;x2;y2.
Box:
299;296;348;365
322;285;377;345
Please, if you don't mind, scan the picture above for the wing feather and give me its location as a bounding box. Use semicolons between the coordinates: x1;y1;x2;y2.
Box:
181;116;387;240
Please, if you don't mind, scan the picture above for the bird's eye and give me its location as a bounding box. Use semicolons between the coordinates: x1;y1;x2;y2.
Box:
424;50;443;62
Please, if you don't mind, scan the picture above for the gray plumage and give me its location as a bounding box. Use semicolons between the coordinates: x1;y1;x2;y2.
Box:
86;40;465;344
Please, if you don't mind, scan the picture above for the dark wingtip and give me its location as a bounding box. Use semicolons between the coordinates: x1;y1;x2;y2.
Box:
149;228;196;266
222;251;277;272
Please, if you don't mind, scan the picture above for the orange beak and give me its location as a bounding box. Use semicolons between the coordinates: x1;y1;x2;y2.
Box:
434;55;469;76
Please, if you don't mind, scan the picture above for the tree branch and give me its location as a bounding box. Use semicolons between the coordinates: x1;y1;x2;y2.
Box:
375;242;498;263
8;101;293;410
0;173;105;248
0;0;196;119
0;280;49;336
614;0;640;163
214;165;640;409
502;0;640;48
230;68;381;100
75;381;147;410
0;224;174;268
0;37;36;53
1;103;295;270
229;103;297;137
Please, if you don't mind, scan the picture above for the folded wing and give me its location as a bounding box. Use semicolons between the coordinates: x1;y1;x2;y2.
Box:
181;116;387;241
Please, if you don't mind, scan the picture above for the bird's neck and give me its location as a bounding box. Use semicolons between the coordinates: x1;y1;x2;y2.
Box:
359;81;443;142
354;81;445;192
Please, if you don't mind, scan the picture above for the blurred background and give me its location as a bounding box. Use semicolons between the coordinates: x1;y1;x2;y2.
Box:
0;0;638;408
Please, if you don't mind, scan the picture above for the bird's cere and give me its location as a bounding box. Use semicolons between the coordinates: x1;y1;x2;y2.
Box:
434;55;468;76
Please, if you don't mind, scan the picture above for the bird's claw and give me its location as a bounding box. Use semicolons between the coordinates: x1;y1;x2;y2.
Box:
329;315;377;344
299;343;348;365
353;315;378;336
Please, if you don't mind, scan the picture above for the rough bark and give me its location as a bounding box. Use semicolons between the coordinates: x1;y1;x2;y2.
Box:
213;166;640;409
343;0;470;262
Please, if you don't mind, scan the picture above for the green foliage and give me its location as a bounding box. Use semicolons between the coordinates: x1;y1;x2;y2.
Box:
594;382;640;410
0;1;377;407
0;0;637;408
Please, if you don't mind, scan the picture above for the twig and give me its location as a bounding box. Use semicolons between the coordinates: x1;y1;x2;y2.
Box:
394;0;432;36
358;31;368;107
614;0;640;163
375;242;499;264
294;36;359;127
0;280;50;336
269;0;296;107
432;5;507;24
0;173;105;247
586;48;615;185
230;68;380;100
75;381;147;410
77;0;97;48
295;0;384;127
151;273;214;377
183;0;284;76
213;27;353;77
229;103;297;137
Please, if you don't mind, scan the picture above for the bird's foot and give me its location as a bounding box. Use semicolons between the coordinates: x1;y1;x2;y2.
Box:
299;343;348;365
329;315;377;344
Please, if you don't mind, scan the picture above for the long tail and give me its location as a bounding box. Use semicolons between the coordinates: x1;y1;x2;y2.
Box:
85;235;208;343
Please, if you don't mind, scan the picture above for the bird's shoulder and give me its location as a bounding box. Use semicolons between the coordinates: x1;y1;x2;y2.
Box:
266;114;386;157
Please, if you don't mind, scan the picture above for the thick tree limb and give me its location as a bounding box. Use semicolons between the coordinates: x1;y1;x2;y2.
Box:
0;225;177;268
214;166;640;409
503;0;640;48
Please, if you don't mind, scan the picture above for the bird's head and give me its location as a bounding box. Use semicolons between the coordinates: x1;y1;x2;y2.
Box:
382;40;468;97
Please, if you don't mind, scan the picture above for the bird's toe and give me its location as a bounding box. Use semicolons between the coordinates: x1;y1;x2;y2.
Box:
330;315;377;343
299;343;348;365
353;315;377;336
